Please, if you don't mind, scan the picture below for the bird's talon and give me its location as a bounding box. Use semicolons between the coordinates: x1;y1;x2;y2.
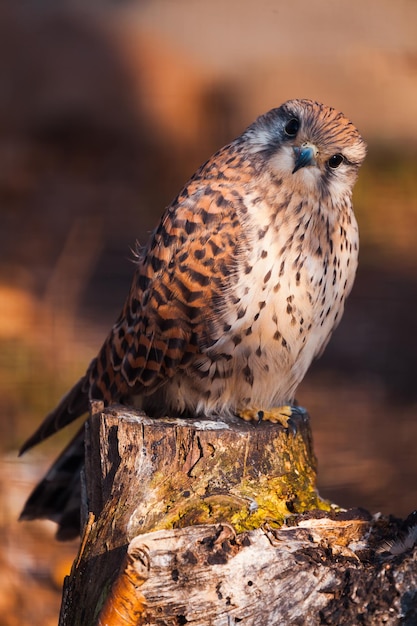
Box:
238;405;295;428
286;417;298;437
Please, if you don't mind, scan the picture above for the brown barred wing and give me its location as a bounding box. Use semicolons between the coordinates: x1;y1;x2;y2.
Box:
88;186;244;401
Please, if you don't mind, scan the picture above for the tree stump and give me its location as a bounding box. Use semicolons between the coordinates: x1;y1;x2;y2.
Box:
59;405;417;625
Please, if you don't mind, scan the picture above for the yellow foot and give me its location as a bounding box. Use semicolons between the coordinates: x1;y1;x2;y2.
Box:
238;405;293;428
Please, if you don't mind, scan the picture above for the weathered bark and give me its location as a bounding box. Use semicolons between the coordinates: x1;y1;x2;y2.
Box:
59;406;417;626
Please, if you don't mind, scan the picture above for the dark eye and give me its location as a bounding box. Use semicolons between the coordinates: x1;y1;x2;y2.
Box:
284;118;299;137
328;154;344;169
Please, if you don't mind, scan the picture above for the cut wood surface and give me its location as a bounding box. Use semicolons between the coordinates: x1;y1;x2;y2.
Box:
59;406;417;626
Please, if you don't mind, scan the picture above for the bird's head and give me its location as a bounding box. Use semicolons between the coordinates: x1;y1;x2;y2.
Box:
244;99;367;200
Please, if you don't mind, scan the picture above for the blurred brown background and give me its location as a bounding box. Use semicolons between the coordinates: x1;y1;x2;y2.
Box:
1;1;417;623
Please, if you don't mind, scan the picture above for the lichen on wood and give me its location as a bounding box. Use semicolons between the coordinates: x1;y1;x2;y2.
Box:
59;406;417;626
85;406;328;546
60;406;327;623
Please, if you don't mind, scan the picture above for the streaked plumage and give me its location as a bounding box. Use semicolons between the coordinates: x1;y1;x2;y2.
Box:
20;99;366;539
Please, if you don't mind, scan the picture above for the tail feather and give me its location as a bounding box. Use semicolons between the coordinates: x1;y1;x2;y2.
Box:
19;375;90;456
18;374;91;539
19;427;85;540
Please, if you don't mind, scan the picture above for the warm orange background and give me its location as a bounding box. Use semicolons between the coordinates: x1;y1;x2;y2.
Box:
1;2;417;623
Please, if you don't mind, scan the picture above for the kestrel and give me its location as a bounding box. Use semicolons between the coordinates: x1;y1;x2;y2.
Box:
20;99;366;539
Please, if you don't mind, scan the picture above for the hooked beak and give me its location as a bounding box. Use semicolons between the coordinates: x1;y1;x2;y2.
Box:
292;143;318;174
